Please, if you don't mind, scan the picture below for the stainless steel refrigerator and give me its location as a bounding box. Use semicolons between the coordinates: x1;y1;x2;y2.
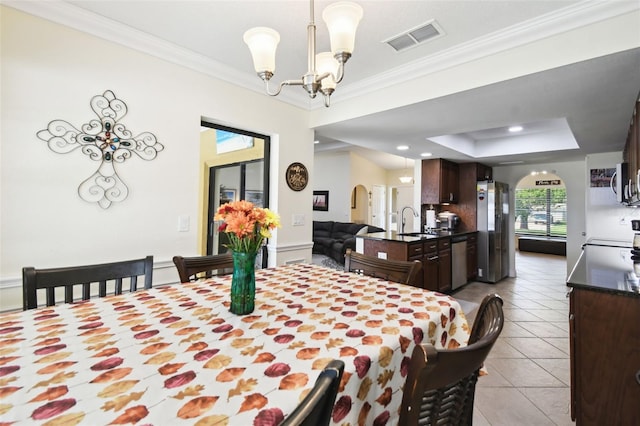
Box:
476;181;510;283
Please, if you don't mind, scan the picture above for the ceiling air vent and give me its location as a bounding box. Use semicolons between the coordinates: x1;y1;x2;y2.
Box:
384;20;444;52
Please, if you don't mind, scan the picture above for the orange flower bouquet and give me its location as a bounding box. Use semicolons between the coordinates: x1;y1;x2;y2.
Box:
215;200;280;315
215;200;280;254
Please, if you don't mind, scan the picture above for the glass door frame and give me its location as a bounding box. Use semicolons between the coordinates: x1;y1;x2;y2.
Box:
200;121;270;258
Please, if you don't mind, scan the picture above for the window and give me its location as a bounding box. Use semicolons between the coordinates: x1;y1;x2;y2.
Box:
515;187;566;237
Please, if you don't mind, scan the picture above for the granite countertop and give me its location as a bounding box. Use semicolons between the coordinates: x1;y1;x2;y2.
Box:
567;239;640;297
358;229;477;243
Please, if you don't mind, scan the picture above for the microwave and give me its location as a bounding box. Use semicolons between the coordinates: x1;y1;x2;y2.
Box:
613;163;629;203
614;162;640;206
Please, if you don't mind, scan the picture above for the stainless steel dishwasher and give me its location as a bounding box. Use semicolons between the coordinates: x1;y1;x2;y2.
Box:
451;235;467;290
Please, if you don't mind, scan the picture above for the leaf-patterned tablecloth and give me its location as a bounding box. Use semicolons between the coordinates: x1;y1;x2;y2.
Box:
0;264;470;425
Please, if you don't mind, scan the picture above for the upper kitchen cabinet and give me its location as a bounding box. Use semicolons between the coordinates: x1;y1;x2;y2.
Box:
422;159;459;204
476;163;493;181
623;95;639;184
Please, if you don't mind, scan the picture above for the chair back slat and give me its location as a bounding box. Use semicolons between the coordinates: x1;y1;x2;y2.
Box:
344;248;422;287
279;359;345;426
172;253;234;283
22;255;154;310
399;294;504;425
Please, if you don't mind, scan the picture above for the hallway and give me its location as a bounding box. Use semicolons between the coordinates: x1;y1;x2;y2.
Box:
454;251;572;425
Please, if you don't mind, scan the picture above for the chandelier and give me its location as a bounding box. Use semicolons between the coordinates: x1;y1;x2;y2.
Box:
243;0;363;107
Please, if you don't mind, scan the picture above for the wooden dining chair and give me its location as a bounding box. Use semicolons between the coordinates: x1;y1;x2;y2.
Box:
344;248;422;287
279;359;345;426
22;255;154;310
172;253;234;283
398;294;504;425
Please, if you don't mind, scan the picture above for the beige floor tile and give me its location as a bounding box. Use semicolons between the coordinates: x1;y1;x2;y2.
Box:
531;358;571;386
524;309;569;322
503;337;568;359
500;321;536;338
519;387;572;423
503;308;547;322
486;339;527;359
542;337;569;355
485;358;565;387
517;321;568;338
475;387;555;425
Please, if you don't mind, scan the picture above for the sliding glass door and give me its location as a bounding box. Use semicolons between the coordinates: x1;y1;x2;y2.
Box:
200;121;270;261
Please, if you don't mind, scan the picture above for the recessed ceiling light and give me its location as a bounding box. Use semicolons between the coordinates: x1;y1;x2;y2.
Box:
421;152;432;157
509;125;523;132
396;145;409;150
314;140;319;144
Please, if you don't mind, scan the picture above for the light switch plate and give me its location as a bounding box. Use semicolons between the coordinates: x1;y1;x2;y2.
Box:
377;252;387;259
292;214;305;226
178;215;190;232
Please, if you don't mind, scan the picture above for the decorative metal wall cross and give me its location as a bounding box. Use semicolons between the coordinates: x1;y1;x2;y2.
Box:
37;90;164;209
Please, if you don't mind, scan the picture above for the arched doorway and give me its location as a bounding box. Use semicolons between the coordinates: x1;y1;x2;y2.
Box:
350;184;369;224
514;171;567;256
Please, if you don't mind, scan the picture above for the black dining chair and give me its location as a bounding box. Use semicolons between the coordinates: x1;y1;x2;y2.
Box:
22;255;154;310
172;253;234;283
279;359;345;426
344;248;422;287
398;294;504;425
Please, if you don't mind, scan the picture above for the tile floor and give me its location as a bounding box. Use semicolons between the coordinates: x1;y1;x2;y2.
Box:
453;250;573;426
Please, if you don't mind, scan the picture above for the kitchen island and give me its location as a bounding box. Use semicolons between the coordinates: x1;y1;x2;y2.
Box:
566;239;640;425
356;229;477;293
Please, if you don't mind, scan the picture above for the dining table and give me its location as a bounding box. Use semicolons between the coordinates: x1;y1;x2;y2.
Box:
0;263;471;425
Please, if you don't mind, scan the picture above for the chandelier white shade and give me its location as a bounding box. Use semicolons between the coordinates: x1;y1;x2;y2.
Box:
243;0;363;107
243;27;280;75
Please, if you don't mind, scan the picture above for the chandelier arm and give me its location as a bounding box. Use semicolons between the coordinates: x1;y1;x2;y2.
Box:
335;62;346;84
264;79;304;97
314;72;330;83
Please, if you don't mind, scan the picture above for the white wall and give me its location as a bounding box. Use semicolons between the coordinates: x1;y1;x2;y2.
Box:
585;152;637;244
0;7;314;311
493;160;587;277
313;151;389;225
312;152;351;222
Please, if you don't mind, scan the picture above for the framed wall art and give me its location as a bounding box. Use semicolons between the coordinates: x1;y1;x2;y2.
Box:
313;190;329;211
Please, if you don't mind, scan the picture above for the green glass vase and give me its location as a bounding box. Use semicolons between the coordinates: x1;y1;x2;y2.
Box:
230;251;257;315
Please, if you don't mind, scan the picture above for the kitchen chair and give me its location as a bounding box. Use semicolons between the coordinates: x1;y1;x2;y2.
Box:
279;359;345;426
398;293;504;425
172;253;234;283
22;255;154;310
344;248;422;287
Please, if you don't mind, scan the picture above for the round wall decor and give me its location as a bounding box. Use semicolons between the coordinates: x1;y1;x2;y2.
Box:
285;162;308;191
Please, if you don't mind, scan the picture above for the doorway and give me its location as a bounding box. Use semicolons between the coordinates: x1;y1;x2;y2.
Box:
200;121;270;259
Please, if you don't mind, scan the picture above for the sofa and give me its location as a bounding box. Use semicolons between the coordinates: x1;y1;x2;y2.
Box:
313;221;385;264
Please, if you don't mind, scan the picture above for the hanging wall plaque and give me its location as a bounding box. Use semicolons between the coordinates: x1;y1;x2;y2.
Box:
37;90;163;209
285;162;308;191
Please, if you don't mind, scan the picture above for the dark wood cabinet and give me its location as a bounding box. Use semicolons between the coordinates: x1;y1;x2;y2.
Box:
435;162;490;232
421;159;459;204
362;237;452;292
569;287;640;425
476;163;493;181
623;95;639;199
466;232;477;281
423;240;439;292
437;238;451;293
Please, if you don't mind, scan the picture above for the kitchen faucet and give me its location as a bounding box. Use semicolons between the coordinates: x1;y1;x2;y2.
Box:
401;206;419;234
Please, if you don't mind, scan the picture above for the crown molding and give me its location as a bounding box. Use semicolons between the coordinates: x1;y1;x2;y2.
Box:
334;0;640;104
3;0;638;111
